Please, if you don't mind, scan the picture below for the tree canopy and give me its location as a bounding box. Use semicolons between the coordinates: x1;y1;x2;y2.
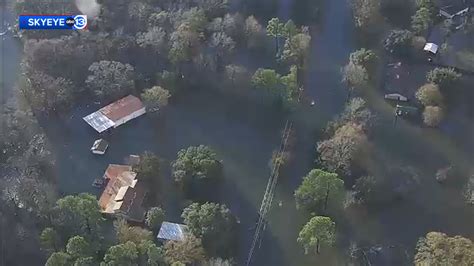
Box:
349;48;377;73
426;67;461;90
297;216;336;254
164;235;206;264
85;61;135;100
416;83;444;106
414;232;473;265
103;241;139;266
318;122;368;176
423;106;444;127
54;193;103;238
145;207;166;233
295;169;345;212
182;202;237;257
133;151;161;183
172;145;221;184
114;219;153;245
384;30;413;56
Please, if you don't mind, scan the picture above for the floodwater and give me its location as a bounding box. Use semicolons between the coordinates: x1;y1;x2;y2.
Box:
3;0;474;265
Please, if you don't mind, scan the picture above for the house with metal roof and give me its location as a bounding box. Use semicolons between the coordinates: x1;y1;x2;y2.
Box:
157;222;189;242
437;0;473;19
98;164;147;222
83;95;146;133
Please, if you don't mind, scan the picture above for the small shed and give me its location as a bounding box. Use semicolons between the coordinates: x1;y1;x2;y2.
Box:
385;93;408;102
157;222;188;242
91;139;109;155
423;43;439;55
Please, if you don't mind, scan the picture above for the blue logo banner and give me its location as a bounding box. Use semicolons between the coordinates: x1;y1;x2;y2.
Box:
19;15;87;30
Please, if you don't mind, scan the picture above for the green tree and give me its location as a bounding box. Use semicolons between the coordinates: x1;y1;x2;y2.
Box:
423;106;444;127
283;19;298;40
85;61;135;100
136;27;167;54
342;62;369;95
169;24;200;65
266;18;285;56
426;67;461;90
318;122;368;176
164;235;206;264
384;29;413;56
328;97;375;132
66;236;92;259
22;71;75;113
55;193;103;238
182;202;237;257
414;232;473;265
46;252;72;266
145;207;166;232
137;240;166;266
114;219;153;245
40;227;60;253
251;68;282;95
141;86;171;112
297;216;336;254
179;7;208;32
133;151;161;183
295;169;345;212
281;65;299;104
349;48;377;73
281;32;311;69
171;145;221;184
416;83;443;106
416;0;435;11
103;241;139;266
352;0;381;29
411;7;434;35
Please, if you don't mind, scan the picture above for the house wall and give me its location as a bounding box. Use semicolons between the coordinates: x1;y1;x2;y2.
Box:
113;107;146;128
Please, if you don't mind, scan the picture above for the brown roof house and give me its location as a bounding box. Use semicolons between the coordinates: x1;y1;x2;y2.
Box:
83;95;146;133
98;164;147;222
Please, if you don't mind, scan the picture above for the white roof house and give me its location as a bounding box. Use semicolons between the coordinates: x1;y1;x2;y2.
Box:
423;43;439;55
83;95;146;133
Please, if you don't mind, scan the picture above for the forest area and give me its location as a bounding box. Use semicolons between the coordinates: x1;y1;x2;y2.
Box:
0;0;473;265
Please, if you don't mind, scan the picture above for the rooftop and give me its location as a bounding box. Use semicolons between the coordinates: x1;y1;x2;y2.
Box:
437;0;472;15
157;222;189;241
83;95;145;133
98;164;146;222
91;139;109;153
99;95;145;122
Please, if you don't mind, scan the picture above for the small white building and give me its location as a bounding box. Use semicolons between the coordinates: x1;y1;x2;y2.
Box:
91;139;109;155
423;43;439;55
83;95;146;133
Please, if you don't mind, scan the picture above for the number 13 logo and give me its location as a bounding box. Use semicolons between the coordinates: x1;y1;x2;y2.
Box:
73;15;87;30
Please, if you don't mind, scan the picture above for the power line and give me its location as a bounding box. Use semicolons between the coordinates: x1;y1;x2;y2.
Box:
246;68;306;265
